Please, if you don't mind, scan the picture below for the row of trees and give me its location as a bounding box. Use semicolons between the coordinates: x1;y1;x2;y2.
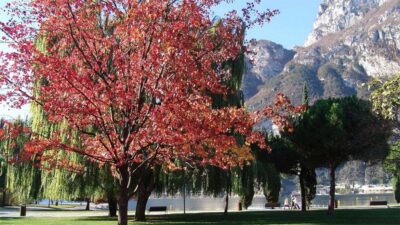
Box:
0;116;285;215
1;85;393;217
0;1;397;225
261;89;392;213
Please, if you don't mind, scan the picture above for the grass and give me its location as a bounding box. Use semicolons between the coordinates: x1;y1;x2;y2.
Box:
27;204;82;209
1;208;400;225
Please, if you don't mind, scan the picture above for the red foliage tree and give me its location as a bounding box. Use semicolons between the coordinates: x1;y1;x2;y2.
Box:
263;93;307;133
0;1;277;224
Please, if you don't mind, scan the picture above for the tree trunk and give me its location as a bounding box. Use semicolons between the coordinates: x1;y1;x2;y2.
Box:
2;190;6;207
299;167;307;212
328;165;336;214
224;192;229;215
118;166;130;225
85;198;90;211
135;170;155;221
135;188;150;221
107;193;117;217
224;171;231;215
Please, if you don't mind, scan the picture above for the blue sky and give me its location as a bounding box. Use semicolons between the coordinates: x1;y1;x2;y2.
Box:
0;0;322;118
212;0;322;49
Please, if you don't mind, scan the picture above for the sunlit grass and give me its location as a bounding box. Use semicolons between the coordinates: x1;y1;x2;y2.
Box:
1;208;400;225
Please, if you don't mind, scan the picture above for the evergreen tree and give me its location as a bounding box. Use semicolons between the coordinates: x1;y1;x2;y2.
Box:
298;83;316;212
292;96;391;214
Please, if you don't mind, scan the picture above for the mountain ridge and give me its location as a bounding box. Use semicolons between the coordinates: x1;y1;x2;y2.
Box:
244;0;400;111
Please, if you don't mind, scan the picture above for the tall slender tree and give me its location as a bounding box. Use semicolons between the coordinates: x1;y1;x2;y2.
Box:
297;82;316;212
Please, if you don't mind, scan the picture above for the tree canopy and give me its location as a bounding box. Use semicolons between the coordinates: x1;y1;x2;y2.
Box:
290;96;391;213
0;1;277;224
370;74;400;121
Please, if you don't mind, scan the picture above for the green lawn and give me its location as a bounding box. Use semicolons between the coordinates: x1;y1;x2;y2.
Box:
1;208;400;225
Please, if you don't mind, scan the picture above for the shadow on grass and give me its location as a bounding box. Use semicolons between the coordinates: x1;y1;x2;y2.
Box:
77;209;400;225
1;208;400;225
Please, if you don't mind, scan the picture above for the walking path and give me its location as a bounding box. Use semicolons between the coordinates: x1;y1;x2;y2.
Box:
0;204;397;218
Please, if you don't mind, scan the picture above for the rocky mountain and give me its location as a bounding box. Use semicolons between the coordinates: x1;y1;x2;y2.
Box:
242;0;400;186
242;40;295;99
305;0;389;46
244;0;400;111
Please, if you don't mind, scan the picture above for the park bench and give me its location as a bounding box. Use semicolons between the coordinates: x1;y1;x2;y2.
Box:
369;201;387;206
148;206;167;214
265;203;280;209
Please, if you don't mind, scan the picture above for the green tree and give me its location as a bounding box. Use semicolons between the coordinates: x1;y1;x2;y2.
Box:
260;133;316;211
370;74;400;121
292;96;391;213
297;82;317;212
395;177;400;203
0;119;39;205
233;163;255;209
31;101;119;215
371;74;400;203
384;141;400;203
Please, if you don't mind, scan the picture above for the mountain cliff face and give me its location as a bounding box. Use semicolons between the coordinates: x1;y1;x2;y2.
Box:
242;40;295;99
244;0;400;111
305;0;389;46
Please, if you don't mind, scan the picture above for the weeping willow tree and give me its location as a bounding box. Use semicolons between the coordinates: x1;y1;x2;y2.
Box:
259;162;281;204
30;37;94;206
211;23;249;215
0;119;6;206
232;163;255;209
153;163;204;197
30;77;119;213
27;36;119;213
0;118;41;205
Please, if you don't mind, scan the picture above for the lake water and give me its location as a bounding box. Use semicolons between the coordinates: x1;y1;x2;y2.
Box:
127;193;397;211
312;193;396;207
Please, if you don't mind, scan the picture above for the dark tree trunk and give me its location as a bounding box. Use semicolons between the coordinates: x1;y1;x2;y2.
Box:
2;190;6;207
328;165;336;214
118;190;129;225
224;171;231;215
135;188;150;221
224;192;229;215
299;167;307;212
107;193;117;217
135;170;155;221
55;200;58;206
85;198;90;211
118;166;130;225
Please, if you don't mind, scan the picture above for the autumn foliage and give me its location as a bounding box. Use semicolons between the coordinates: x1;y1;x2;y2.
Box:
263;93;306;133
0;1;280;224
